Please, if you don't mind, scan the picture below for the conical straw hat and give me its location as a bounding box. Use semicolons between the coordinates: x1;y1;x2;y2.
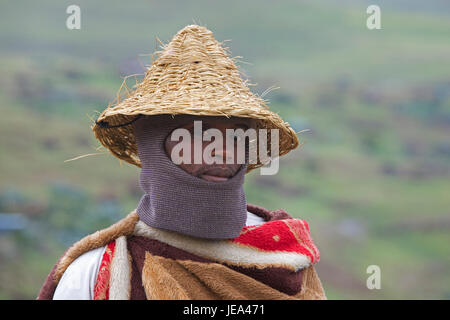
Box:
92;24;299;172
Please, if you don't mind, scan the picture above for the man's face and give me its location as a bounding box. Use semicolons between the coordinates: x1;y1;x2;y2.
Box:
164;117;254;182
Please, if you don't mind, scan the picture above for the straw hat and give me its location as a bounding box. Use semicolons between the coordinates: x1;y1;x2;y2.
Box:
92;24;299;172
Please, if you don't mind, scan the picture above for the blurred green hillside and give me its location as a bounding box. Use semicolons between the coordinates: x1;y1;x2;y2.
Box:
0;0;449;299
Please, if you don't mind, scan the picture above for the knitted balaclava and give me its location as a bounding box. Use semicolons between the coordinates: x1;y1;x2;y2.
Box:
132;114;251;239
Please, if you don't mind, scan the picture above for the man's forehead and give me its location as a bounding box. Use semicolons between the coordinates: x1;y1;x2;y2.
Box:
179;116;254;127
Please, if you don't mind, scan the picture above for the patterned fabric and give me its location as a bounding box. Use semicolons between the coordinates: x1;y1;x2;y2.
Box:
233;219;320;265
36;204;326;300
93;241;115;300
93;216;321;299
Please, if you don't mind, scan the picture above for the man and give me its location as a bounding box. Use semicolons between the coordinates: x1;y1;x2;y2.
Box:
37;24;326;300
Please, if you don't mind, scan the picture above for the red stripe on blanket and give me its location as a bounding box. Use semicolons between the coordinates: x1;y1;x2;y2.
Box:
232;219;320;264
94;240;116;300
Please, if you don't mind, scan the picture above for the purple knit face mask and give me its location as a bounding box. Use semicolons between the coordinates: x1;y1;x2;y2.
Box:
132;114;251;239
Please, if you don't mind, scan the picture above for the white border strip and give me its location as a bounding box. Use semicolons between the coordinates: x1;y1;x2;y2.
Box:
109;236;131;300
133;221;311;272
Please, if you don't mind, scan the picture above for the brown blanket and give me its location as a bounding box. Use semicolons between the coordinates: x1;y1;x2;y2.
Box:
37;204;326;300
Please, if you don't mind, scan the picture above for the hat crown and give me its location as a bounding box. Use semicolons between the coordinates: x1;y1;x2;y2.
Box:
92;24;300;171
157;25;233;66
132;24;248;104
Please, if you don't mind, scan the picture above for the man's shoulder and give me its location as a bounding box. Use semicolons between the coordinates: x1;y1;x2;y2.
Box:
53;211;138;282
37;211;139;299
246;203;293;221
52;246;106;300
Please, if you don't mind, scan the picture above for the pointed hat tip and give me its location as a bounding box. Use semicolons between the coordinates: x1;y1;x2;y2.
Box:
176;24;212;36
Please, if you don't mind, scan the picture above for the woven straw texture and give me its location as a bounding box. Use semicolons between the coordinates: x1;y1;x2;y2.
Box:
92;24;300;172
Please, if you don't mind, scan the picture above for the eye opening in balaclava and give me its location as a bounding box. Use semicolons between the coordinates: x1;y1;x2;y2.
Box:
132;114;253;239
161;116;253;185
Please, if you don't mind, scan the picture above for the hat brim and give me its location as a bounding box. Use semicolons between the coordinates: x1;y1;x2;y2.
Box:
92;107;299;173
